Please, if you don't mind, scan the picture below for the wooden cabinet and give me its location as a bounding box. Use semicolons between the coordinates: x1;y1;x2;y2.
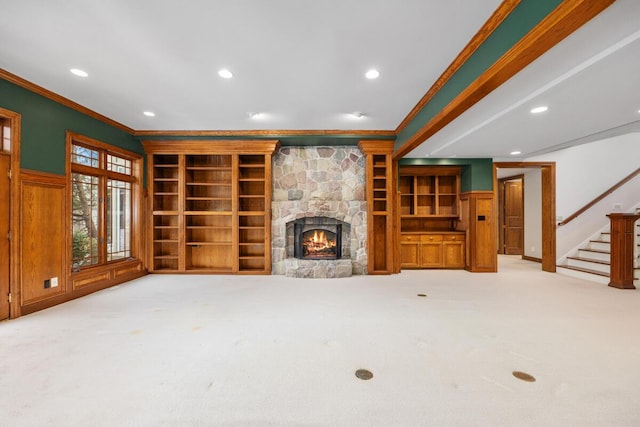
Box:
401;233;465;268
399;166;464;269
144;140;278;274
399;166;460;217
359;140;396;274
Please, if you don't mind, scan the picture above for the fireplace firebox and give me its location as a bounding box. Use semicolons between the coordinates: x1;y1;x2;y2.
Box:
293;218;343;260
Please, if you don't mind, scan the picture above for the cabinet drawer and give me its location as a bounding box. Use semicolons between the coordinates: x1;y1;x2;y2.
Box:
401;234;421;242
420;234;442;243
443;234;464;242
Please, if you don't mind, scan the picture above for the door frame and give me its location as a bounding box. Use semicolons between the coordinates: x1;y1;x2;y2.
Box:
493;162;556;273
498;174;524;255
0;107;21;318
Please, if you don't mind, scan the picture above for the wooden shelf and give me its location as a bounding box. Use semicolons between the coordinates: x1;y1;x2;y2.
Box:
145;145;276;274
358;141;395;274
399;166;463;269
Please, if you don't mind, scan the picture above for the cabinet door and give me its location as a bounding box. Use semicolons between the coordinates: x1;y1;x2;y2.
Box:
401;242;420;268
443;241;465;268
420;242;443;267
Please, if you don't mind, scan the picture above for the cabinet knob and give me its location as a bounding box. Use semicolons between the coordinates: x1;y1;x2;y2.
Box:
451;237;456;240
407;236;412;240
429;237;433;240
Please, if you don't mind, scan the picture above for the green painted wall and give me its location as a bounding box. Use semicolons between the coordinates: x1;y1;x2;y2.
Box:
398;158;493;192
395;0;563;150
0;78;142;175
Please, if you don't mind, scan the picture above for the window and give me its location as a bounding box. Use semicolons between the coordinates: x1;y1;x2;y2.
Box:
69;136;141;270
1;118;10;152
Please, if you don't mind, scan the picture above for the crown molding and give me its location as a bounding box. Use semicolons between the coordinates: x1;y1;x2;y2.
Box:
134;129;396;138
0;68;134;135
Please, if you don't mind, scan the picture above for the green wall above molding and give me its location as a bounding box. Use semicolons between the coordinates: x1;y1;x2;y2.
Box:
398;158;493;192
395;0;563;152
0;78;142;175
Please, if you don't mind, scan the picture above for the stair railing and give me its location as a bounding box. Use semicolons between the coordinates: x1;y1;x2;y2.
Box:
558;167;640;226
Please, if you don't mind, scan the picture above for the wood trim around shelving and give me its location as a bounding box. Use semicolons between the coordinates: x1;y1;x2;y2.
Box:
393;0;615;160
136;129;396;138
395;0;521;134
0;68;134;135
142;139;281;154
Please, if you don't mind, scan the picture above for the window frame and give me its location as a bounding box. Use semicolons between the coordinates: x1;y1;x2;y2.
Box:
66;132;143;272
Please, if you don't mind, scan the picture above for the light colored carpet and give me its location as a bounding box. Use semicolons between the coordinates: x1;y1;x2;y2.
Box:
2;256;640;426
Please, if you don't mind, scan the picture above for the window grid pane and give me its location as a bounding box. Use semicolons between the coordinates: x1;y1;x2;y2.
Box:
72;173;100;267
2;123;10;152
107;180;131;261
107;154;132;175
72;144;99;168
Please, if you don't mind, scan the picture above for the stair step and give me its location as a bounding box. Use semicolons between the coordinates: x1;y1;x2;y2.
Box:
589;240;611;251
557;264;611;285
577;248;610;261
566;256;610;273
558;264;609;277
567;256;609;265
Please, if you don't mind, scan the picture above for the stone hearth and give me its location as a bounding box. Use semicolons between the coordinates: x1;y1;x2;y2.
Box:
271;146;367;277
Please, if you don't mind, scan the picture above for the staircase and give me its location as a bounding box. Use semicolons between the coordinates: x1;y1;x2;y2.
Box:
557;222;640;286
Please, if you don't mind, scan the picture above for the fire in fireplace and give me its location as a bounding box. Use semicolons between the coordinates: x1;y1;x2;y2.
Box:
302;229;337;258
293;218;342;260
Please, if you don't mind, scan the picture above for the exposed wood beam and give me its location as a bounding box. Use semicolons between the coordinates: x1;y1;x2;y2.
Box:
395;0;522;135
394;0;616;160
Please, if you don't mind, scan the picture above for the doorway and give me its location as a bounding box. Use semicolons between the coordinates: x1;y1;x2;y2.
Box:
0;108;21;320
498;175;524;255
0;150;9;320
494;162;556;273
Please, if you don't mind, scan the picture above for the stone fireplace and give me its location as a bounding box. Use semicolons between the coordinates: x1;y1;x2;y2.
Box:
272;146;367;277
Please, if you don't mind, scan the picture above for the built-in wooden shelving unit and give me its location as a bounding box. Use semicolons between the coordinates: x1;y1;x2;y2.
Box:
399;166;464;269
144;140;278;274
359;140;396;275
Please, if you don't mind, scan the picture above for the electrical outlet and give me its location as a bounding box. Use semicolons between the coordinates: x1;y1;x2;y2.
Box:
51;277;58;287
613;203;622;210
44;279;51;289
531;247;535;252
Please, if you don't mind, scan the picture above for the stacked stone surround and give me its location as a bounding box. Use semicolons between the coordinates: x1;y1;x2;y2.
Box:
271;146;367;276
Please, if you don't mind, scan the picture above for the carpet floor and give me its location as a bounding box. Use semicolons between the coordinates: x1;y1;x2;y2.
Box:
1;256;640;426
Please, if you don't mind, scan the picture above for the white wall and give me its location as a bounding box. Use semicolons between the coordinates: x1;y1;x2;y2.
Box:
525;132;640;260
523;169;542;259
527;132;640;219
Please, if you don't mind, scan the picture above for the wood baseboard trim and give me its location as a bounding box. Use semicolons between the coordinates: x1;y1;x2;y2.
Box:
522;255;542;263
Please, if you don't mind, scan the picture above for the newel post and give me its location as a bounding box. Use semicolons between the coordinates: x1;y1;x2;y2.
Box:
607;213;640;289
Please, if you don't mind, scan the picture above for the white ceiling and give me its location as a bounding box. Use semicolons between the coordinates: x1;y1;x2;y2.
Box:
407;0;640;160
1;1;639;159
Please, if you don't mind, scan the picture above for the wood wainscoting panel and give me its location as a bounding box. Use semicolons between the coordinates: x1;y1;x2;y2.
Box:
72;271;111;289
462;191;497;272
20;171;67;305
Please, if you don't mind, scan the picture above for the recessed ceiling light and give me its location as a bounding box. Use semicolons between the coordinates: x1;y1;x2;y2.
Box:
365;69;380;79
143;111;155;117
351;112;366;118
530;106;548;114
510;151;522;156
218;69;233;79
247;112;262;119
70;68;88;77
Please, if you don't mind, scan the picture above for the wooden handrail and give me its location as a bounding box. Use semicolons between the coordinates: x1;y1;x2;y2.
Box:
558;167;640;226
